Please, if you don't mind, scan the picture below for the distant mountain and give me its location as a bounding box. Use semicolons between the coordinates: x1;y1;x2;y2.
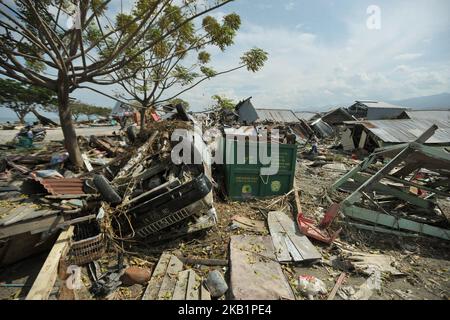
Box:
390;93;450;110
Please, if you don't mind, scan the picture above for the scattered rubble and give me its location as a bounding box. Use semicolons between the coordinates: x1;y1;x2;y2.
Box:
1;102;449;301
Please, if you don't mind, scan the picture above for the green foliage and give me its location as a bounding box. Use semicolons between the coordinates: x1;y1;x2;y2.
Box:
0;78;57;123
211;94;235;111
171;66;198;86
200;66;217;78
241;48;269;72
116;13;138;35
198;51;211;64
69;100;111;121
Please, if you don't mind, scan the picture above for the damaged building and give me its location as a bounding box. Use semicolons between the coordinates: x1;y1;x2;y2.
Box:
341;118;450;153
347;101;410;120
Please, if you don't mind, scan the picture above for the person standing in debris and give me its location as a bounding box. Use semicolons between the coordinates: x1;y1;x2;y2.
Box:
310;136;319;155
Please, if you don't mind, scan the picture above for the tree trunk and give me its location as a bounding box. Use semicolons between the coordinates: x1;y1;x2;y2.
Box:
57;77;83;168
140;108;146;133
16;112;25;124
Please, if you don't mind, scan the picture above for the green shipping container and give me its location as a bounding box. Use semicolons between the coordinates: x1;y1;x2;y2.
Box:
224;139;297;201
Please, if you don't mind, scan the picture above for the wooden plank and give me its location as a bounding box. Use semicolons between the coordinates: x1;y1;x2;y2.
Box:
142;252;172;300
267;214;291;262
157;255;184;300
229;235;295;300
26;226;74;300
172;269;206;300
185;270;200;301
81;153;93;172
283;237;303;261
2;206;35;226
0;215;64;239
327;273;346;300
343;205;450;241
274;212;321;261
172;270;190;300
176;256;228;267
268;211;321;262
293;179;303;214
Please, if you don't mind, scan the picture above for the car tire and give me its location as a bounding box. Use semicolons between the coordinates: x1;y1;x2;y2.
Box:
93;175;122;205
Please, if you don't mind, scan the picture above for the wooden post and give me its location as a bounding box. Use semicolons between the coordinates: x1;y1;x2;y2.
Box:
26;226;74;300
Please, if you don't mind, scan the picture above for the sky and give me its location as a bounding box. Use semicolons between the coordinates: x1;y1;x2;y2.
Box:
1;0;450;118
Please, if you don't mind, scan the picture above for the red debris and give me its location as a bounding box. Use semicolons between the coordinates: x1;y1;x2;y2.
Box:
30;173;85;195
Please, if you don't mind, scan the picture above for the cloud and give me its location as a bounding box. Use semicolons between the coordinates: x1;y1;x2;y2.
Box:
175;1;450;110
395;53;423;61
285;1;295;11
66;0;450;111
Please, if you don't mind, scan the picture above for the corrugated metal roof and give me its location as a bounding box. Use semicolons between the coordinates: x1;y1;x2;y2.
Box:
356;101;407;109
294;112;318;121
401;110;450;122
255;109;299;123
30;173;85;195
345;119;450;144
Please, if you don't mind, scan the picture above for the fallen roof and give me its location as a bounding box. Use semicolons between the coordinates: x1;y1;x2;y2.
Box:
30;173;85;195
399;110;450;122
255;109;299;123
294;111;318;121
355;101;408;109
344;119;450;144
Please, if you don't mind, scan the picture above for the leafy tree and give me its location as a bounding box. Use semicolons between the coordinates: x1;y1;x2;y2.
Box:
92;105;111;118
211;94;235;111
69;100;111;121
112;4;268;130
0;0;238;167
0;78;57;123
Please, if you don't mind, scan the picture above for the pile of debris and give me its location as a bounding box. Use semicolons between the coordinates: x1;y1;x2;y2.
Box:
0;101;449;301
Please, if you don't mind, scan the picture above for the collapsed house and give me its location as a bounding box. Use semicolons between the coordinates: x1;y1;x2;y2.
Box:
320;108;355;126
341;118;450;153
333;125;450;240
347;101;409;120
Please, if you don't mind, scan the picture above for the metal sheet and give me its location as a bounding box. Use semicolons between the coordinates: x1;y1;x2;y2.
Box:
401;110;450;122
30;173;85;195
294;112;318;121
344;119;450;144
255;109;299;123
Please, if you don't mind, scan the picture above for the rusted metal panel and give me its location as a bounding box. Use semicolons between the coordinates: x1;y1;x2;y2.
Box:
30;173;85;195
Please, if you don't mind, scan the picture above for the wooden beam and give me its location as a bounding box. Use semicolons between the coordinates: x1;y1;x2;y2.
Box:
327;273;346;300
26;226;74;300
293;178;303;214
81;153;93;172
353;173;435;210
343;205;450;241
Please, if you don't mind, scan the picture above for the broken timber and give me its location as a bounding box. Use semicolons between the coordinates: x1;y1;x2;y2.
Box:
268;211;321;263
26;226;74;300
334;125;450;241
142;252;210;300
